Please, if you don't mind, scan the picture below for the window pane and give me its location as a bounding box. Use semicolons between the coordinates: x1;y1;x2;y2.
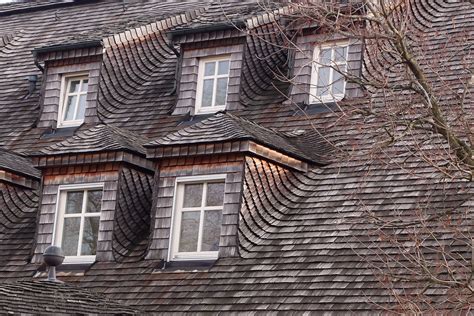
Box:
62;217;80;256
206;182;225;206
80;79;89;92
75;94;86;120
201;210;222;251
332;70;345;95
179;211;200;252
316;66;330;96
69;80;81;93
201;79;214;107
86;190;102;213
81;216;99;255
319;49;332;65
217;60;230;75
334;46;347;62
215;78;228;106
183;183;203;207
65;191;83;214
204;61;216;76
63;95;77;121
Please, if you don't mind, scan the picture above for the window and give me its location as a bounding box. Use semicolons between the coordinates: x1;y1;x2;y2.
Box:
53;184;103;263
170;175;226;260
195;56;230;114
58;74;89;127
310;41;349;103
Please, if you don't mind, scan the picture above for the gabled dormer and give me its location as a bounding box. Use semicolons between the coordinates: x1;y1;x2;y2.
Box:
33;40;103;130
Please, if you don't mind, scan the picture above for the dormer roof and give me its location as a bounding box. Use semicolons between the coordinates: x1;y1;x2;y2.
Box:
146;112;330;170
0;149;40;180
29;124;153;171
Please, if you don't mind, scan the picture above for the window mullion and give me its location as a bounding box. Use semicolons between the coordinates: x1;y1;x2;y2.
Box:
76;190;87;256
212;62;219;107
72;80;82;120
197;183;207;252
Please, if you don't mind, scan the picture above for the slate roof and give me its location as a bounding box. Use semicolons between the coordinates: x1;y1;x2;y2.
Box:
148;112;330;164
31;124;148;157
0;280;139;314
0;0;472;314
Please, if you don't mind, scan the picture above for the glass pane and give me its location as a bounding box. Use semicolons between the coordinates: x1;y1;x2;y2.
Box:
204;61;216;76
86;190;102;213
69;80;81;93
319;48;332;65
62;217;80;256
206;182;225;206
217;60;230;75
65;191;83;214
335;47;347;62
81;216;99;255
63;95;77;121
183;183;203;207
201;79;214;107
332;70;345;95
215;78;228;106
178;211;200;252
80;79;89;92
75;94;86;120
316;66;330;96
201;210;222;251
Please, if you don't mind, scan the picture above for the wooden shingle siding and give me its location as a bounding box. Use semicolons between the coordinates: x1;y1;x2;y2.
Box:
112;167;153;263
38;57;102;128
288;34;363;105
173;43;245;115
33;167;120;263
36;46;103;63
147;154;245;260
175;29;243;45
0;170;39;189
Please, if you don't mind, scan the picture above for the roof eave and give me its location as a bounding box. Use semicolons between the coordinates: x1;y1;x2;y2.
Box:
32;39;102;56
168;20;246;40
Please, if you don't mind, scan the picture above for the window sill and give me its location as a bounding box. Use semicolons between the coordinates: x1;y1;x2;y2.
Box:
153;259;216;272
195;106;226;115
62;256;96;265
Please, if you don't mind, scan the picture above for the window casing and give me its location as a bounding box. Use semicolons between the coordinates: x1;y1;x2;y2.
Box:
58;74;89;127
310;41;349;103
170;175;226;261
53;183;103;264
195;56;230;114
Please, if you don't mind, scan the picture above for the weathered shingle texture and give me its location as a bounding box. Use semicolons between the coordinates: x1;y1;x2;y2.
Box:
0;0;472;314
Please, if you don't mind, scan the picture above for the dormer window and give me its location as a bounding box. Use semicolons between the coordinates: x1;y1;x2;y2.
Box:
53;183;103;264
195;56;230;114
169;175;226;261
310;41;349;103
58;74;89;127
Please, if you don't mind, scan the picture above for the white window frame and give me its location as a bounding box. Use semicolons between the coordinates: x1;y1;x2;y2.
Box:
310;41;349;104
195;55;231;114
57;73;89;128
52;183;103;264
168;174;227;261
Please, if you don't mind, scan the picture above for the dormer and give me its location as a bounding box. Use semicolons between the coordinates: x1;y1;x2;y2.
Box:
170;20;247;116
144;112;329;262
28;124;154;265
286;3;364;107
33;40;103;130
